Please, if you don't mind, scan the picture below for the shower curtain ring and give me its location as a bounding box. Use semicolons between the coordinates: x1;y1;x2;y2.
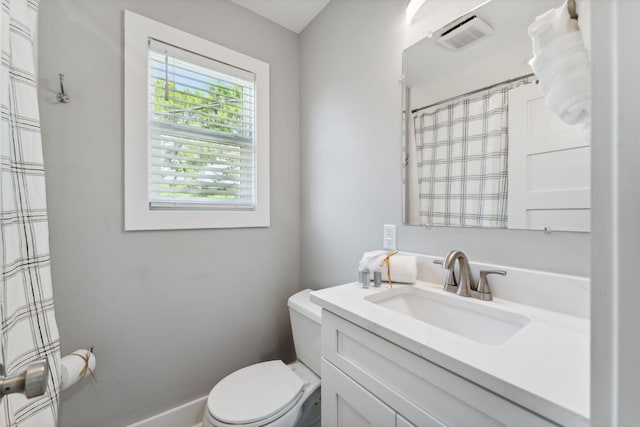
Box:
56;74;70;103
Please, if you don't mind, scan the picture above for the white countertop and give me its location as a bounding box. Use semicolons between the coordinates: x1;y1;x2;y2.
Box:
310;280;590;427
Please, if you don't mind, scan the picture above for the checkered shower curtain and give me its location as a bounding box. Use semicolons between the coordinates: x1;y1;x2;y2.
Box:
413;87;509;228
1;0;61;425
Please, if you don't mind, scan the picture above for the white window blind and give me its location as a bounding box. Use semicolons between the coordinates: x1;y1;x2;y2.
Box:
148;39;256;210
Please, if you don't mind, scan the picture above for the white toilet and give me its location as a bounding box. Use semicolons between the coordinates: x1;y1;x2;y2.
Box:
203;289;322;427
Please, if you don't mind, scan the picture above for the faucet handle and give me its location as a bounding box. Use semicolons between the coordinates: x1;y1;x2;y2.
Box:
476;270;507;301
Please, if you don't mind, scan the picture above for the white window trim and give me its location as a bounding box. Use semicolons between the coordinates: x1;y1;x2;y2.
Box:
124;10;270;230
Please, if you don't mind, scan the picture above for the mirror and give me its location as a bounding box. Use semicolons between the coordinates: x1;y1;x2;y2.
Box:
402;0;590;232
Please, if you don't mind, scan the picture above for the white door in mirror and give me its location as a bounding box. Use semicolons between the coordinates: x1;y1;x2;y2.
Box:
507;83;590;232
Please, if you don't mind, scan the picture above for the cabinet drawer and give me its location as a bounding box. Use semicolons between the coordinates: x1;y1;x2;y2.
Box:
322;310;556;427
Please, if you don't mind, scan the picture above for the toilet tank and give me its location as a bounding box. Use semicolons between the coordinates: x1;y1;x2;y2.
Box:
287;289;322;376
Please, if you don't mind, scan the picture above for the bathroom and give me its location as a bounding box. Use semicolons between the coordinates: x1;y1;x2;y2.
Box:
0;0;637;425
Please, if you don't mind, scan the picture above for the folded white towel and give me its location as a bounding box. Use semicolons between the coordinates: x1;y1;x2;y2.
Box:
360;250;387;273
528;0;591;129
528;2;577;54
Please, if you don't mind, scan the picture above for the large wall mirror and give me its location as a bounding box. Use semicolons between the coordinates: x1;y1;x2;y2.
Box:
402;0;590;232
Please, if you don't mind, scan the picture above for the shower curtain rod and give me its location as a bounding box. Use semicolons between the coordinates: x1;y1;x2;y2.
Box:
411;72;536;114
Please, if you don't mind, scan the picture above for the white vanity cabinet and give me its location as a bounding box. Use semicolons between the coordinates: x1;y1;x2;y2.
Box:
320;310;556;427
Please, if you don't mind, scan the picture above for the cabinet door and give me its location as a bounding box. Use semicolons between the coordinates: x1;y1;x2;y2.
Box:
322;359;396;427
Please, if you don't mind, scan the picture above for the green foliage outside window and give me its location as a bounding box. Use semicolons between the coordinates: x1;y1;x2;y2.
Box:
151;77;252;200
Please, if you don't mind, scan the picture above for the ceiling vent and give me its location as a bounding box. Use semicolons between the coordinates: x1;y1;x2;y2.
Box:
436;15;493;52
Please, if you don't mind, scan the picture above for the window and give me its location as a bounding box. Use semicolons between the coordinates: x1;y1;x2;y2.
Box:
124;11;270;230
148;40;257;210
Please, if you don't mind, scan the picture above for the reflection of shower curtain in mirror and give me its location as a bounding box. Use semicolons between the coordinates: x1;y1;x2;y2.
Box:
1;0;61;425
413;87;509;228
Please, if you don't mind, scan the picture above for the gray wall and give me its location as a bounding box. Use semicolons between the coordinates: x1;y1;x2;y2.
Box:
299;0;590;292
38;1;300;426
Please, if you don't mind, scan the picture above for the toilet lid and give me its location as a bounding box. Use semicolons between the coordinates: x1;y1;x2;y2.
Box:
207;360;304;425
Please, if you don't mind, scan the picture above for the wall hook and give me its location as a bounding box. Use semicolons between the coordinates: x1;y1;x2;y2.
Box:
56;74;70;103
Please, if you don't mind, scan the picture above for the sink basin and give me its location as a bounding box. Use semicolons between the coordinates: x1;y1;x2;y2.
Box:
365;287;530;345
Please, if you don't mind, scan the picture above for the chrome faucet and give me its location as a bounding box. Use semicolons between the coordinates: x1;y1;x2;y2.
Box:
443;250;474;297
439;250;506;301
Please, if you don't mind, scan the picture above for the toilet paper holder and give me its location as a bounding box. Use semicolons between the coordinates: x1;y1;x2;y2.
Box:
0;359;49;401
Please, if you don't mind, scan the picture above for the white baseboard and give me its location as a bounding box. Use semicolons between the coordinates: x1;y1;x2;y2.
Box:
127;395;207;427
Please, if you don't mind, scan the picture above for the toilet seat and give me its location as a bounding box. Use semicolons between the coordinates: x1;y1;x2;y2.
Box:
207;360;304;426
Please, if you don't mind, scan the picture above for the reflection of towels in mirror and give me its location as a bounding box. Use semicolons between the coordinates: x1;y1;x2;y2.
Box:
528;2;577;53
528;0;591;134
576;0;591;58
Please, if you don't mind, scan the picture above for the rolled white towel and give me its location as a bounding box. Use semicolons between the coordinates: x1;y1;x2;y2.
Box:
544;68;590;125
380;255;417;284
530;32;590;125
531;32;587;79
